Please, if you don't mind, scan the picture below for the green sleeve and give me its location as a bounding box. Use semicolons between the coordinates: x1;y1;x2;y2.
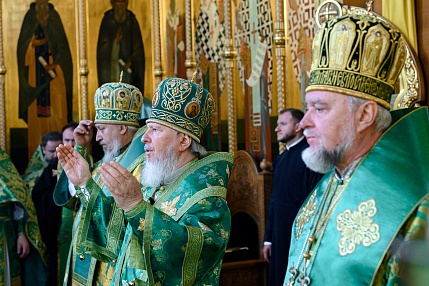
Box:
75;178;125;263
53;144;93;208
15;217;26;235
374;197;429;285
12;203;26;235
125;196;231;285
75;144;92;167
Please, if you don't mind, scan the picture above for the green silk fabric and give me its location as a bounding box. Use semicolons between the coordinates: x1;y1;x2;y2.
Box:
22;145;47;193
0;149;45;284
285;107;429;285
57;127;146;285
78;150;233;285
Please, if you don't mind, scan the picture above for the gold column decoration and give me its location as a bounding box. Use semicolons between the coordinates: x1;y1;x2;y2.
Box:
78;0;89;119
153;0;163;86
223;0;237;154
275;0;287;153
185;0;196;80
275;0;286;111
0;0;5;149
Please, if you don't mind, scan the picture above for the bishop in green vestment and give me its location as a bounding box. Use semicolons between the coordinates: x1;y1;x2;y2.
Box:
284;9;429;286
0;148;45;285
22;144;48;193
54;81;145;285
57;77;233;285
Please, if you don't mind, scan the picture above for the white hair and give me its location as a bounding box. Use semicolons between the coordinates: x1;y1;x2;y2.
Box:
189;139;208;158
347;96;392;132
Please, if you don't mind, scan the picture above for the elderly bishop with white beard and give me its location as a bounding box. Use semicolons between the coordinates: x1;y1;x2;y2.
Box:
57;77;234;285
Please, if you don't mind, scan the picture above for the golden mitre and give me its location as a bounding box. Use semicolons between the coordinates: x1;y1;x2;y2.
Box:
94;82;143;127
307;10;407;110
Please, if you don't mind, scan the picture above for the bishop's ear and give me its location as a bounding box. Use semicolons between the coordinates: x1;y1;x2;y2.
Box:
120;125;129;135
178;133;192;151
356;101;378;133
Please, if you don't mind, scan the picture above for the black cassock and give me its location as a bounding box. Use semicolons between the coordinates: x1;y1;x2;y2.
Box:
264;139;324;286
32;160;62;285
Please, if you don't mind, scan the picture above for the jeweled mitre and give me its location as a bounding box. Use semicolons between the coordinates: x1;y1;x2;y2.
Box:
307;12;407;109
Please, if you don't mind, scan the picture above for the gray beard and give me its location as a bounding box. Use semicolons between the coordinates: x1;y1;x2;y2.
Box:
140;145;179;187
302;146;343;174
36;3;50;27
102;139;122;163
302;121;355;174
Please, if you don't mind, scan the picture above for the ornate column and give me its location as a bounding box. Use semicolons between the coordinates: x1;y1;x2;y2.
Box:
153;0;163;86
78;0;89;119
275;0;287;153
223;0;237;154
0;0;6;149
275;0;286;111
185;0;196;80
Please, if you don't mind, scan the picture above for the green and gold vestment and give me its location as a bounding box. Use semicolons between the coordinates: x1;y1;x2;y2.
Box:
22;145;47;193
54;127;146;285
55;156;92;285
0;148;45;285
77;151;234;285
285;107;429;285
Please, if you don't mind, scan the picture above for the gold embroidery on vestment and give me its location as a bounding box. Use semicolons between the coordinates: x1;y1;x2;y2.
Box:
296;191;317;240
391;259;400;278
336;199;380;256
160;229;170;237
220;228;229;240
151;239;163;250
138;218;145;231
160;195;181;216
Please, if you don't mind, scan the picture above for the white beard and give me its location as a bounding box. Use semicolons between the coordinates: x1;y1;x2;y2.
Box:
140;144;179;187
302;147;338;174
101;139;122;163
302;120;355;174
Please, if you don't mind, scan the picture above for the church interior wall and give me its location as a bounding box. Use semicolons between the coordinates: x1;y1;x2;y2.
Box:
1;0;428;172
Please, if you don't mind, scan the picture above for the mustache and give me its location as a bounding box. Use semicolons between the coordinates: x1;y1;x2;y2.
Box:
303;129;315;138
